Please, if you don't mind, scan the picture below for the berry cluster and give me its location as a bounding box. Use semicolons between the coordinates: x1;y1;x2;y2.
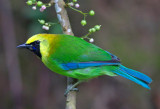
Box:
81;25;101;43
66;0;101;42
38;19;58;31
80;10;94;26
89;25;101;33
26;0;51;12
26;0;102;41
67;0;95;26
68;0;80;8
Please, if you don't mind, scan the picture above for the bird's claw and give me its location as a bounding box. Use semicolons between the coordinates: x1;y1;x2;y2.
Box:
64;87;79;97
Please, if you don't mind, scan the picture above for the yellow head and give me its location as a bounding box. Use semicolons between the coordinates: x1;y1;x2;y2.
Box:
26;34;50;44
17;34;58;58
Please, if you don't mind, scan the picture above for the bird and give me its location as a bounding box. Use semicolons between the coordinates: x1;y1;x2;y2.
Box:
17;34;152;94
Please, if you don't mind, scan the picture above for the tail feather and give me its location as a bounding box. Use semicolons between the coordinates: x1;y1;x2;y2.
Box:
112;65;152;89
120;65;152;84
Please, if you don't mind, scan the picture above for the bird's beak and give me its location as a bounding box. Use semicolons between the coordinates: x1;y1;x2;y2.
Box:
17;43;32;49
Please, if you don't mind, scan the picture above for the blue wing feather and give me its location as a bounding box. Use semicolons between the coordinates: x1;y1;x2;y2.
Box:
61;61;120;70
60;50;152;89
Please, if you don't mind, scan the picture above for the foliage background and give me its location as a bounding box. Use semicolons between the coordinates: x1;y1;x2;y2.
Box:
0;0;160;109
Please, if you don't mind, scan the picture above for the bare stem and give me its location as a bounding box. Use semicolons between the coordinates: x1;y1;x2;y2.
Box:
68;5;88;16
81;32;92;39
53;0;77;109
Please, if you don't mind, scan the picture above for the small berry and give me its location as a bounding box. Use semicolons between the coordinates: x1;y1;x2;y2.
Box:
26;0;32;5
39;20;45;24
89;28;92;33
32;6;36;10
75;3;80;8
68;2;74;6
89;10;95;16
42;25;49;30
89;28;96;33
37;1;43;7
48;3;51;7
45;23;49;25
73;0;77;2
94;25;101;31
89;38;94;43
81;20;87;26
41;5;46;10
40;5;46;12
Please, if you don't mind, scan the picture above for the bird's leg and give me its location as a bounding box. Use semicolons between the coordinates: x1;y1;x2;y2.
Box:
64;80;83;96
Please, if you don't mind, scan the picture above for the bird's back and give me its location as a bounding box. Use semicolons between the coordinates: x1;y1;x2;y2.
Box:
46;34;113;63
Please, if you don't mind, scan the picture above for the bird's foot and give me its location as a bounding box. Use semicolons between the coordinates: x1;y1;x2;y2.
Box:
64;80;83;97
64;85;79;97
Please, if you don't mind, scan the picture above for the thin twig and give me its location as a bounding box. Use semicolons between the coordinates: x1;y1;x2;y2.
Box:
68;5;88;16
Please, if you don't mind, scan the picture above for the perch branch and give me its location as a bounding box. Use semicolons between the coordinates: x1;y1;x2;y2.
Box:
53;0;77;109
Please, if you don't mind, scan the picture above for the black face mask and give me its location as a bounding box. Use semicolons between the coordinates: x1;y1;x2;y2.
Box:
17;40;42;58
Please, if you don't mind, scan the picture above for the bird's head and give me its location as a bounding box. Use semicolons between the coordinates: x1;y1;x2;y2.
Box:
17;34;53;58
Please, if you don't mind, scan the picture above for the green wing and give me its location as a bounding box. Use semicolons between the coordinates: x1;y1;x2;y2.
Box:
49;34;119;63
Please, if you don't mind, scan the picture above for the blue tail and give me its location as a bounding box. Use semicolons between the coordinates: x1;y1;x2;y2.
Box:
112;65;152;89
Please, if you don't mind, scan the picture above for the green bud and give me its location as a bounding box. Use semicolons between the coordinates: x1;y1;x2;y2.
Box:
48;3;51;7
45;23;49;26
81;20;87;26
89;10;95;16
89;28;96;33
26;0;33;5
37;1;43;7
94;25;101;31
91;28;96;32
73;0;77;2
89;28;92;33
39;20;45;24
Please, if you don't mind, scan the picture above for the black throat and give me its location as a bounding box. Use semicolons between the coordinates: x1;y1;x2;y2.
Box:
32;46;41;58
28;41;42;58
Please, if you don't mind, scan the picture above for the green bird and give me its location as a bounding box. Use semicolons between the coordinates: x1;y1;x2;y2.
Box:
17;34;152;94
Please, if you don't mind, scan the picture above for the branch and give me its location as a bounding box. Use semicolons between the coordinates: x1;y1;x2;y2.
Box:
53;0;73;35
53;0;77;109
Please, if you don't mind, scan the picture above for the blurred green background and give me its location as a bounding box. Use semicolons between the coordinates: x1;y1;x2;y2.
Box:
0;0;160;109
